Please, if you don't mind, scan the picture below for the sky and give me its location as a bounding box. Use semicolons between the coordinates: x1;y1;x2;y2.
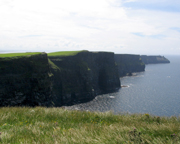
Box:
0;0;180;55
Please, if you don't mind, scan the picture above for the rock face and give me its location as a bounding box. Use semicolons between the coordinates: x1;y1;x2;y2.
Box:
140;55;170;64
49;51;120;106
0;51;120;107
2;51;151;107
114;54;145;77
0;53;52;106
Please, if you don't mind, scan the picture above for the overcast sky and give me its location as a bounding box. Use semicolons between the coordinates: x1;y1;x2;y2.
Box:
0;0;180;55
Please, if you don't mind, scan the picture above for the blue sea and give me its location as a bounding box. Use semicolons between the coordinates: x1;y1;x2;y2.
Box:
66;55;180;117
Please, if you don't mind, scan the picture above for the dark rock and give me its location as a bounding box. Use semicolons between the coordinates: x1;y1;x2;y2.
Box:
0;53;52;107
48;51;120;106
1;51;149;107
114;54;145;77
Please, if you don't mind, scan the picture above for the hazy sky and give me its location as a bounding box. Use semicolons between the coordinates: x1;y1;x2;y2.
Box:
0;0;180;55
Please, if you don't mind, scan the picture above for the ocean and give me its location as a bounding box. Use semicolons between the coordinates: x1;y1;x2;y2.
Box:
66;55;180;117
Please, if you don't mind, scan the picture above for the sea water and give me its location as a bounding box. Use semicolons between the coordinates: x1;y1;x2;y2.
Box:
66;55;180;117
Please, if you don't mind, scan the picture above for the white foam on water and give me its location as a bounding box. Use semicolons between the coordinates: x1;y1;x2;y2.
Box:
109;96;115;98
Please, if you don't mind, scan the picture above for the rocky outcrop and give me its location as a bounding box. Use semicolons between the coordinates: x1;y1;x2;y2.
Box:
0;53;52;107
49;51;120;106
114;54;145;77
140;55;170;64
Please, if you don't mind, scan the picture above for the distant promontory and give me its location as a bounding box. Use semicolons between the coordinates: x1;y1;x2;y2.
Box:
140;55;170;64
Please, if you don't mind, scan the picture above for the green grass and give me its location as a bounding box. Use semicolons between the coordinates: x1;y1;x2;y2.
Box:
48;59;60;71
0;107;180;144
0;52;42;58
48;50;88;57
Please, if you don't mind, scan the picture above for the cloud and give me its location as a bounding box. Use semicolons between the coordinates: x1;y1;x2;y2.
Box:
132;33;166;39
170;27;180;33
0;0;180;55
19;35;43;38
132;32;145;37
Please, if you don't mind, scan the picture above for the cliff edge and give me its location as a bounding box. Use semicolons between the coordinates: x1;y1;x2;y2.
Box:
140;55;170;64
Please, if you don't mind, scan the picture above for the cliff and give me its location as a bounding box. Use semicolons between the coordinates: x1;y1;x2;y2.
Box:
48;51;120;106
0;51;120;107
0;53;52;106
140;55;170;64
114;54;145;77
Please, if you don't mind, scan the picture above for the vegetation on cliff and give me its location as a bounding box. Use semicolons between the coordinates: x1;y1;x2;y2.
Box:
48;50;87;57
0;107;179;143
0;52;41;58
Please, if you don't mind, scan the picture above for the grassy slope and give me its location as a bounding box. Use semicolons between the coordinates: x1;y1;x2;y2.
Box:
47;50;87;71
0;52;41;58
48;59;61;71
0;107;179;144
47;50;87;57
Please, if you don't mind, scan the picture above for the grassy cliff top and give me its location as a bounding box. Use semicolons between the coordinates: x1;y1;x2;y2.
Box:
0;52;42;57
0;107;179;143
48;50;88;57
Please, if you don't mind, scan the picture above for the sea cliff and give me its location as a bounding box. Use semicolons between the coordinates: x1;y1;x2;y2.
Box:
114;54;145;77
1;51;168;107
140;55;170;64
0;53;52;106
0;51;120;107
48;51;120;106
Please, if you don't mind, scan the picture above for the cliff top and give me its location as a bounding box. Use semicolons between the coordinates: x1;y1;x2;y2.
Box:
140;55;170;64
0;107;179;143
48;50;88;57
0;52;42;58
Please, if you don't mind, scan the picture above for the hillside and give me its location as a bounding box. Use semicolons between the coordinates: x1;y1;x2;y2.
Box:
0;107;179;143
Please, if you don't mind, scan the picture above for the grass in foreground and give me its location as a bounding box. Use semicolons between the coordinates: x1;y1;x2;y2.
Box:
0;107;180;144
0;52;41;58
48;50;87;57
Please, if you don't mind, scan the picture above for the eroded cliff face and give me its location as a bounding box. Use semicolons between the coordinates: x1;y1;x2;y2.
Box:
48;51;120;106
114;54;145;77
0;51;120;107
140;55;170;64
0;53;52;106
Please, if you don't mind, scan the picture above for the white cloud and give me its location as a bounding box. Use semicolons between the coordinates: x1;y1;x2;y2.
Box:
0;0;180;55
